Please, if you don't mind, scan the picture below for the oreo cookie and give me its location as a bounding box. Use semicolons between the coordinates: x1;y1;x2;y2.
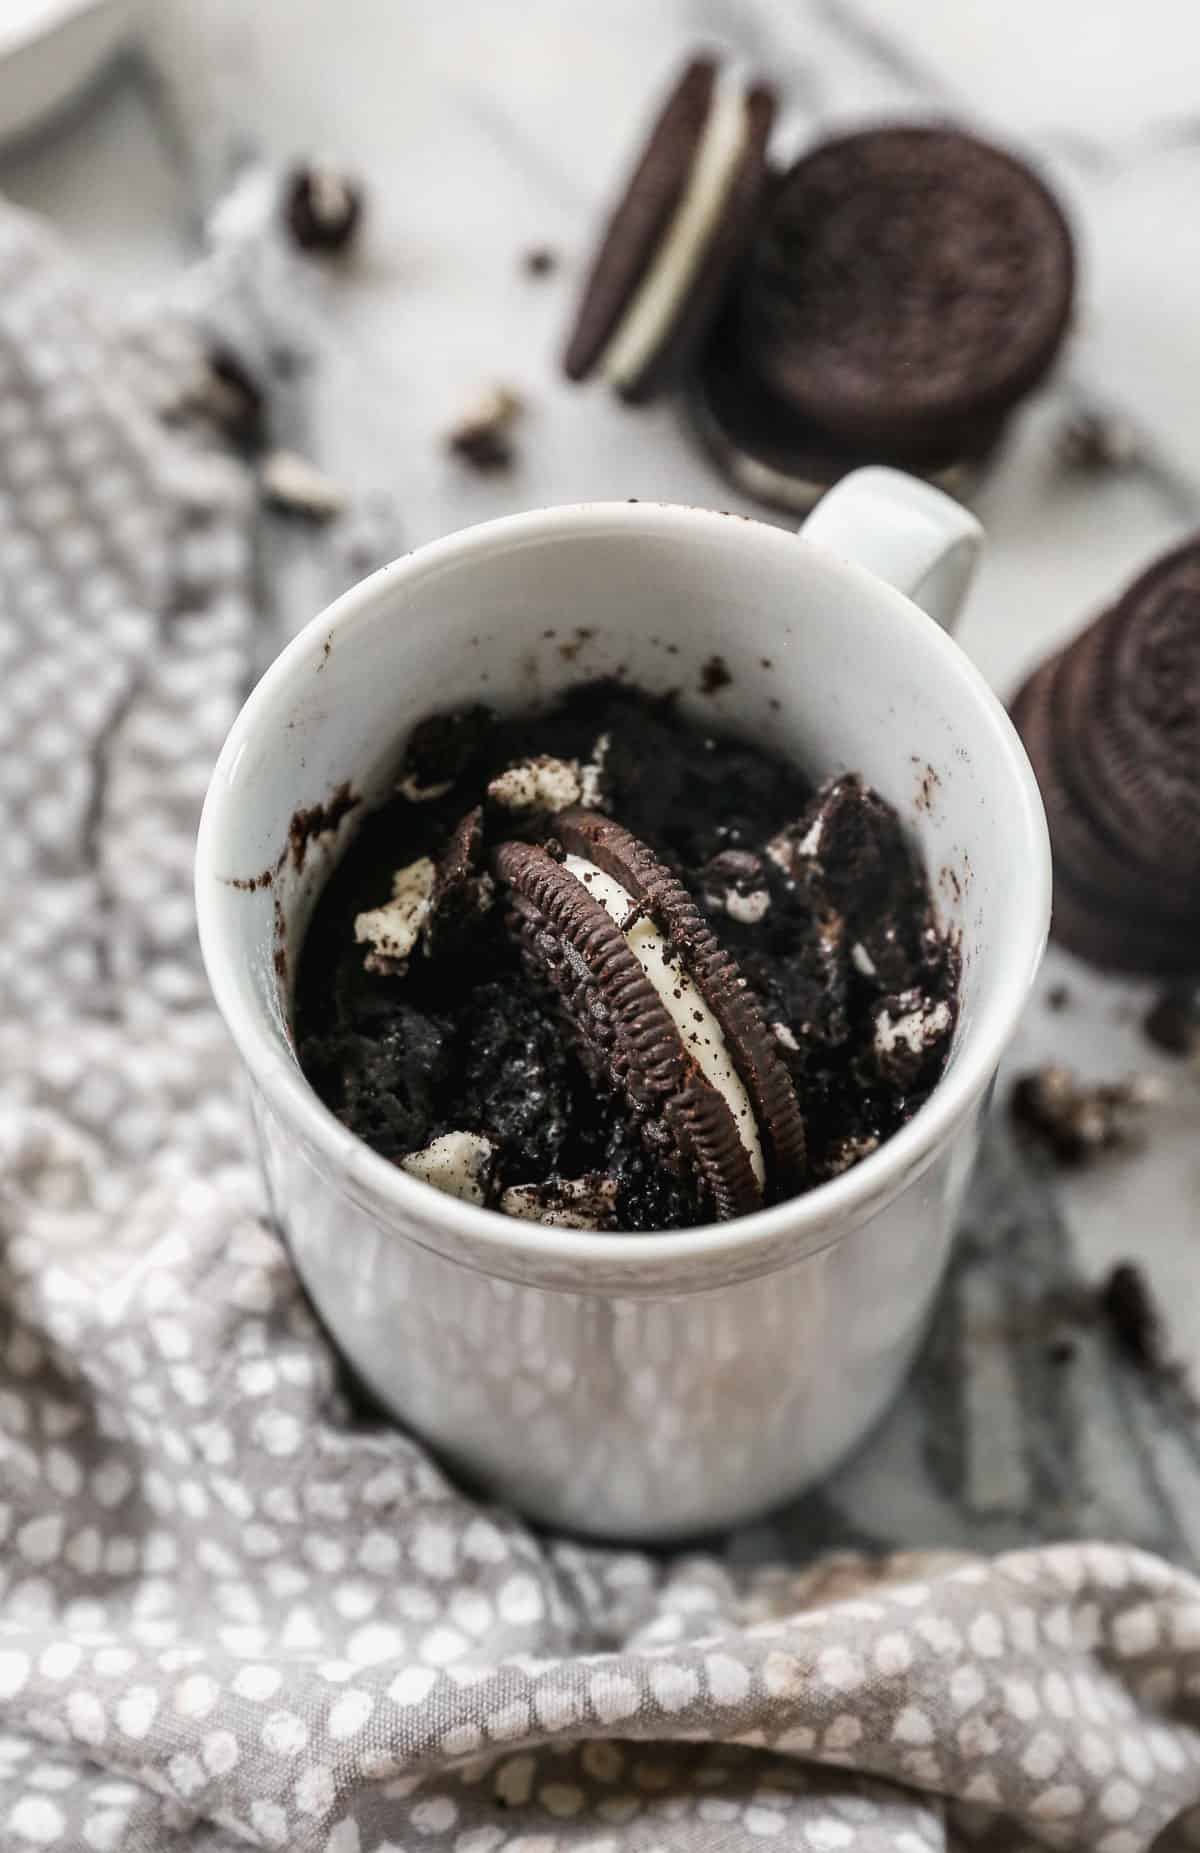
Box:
695;124;1074;504
563;56;777;404
1011;539;1200;975
494;810;806;1219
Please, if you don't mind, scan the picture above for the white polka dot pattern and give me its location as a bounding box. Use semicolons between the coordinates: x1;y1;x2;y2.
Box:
1;199;1200;1853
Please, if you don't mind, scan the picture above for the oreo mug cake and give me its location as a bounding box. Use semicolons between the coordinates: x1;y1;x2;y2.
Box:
297;683;959;1232
197;482;1051;1536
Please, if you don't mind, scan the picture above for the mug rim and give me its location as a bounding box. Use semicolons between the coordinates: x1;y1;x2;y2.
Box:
196;498;1051;1280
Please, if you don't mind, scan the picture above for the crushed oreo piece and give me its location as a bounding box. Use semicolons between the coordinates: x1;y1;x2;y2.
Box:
1100;1262;1166;1372
821;1131;880;1178
1009;1064;1165;1164
871;989;954;1090
488;757;581;814
193;346;265;450
447;386;524;471
1057;405;1142;473
1046;983;1071;1012
578;733;611;810
260;448;346;522
285;163;364;254
402;1130;496;1206
354;858;436;975
1144;984;1200;1059
500;1173;619;1229
432;807;494;942
700;849;770;924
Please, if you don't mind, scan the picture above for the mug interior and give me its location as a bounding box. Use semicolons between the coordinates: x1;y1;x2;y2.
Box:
197;503;1049;1270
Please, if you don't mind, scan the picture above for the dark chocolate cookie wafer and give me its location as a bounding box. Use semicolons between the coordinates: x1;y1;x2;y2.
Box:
494;838;763;1220
563;57;777;403
557;807;807;1195
691;319;1000;511
1011;538;1200;975
1053;601;1200;898
565;57;716;381
735;125;1075;463
1014;654;1195;972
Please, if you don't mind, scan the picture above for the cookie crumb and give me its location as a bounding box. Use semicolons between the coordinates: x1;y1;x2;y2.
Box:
260;449;346;521
1100;1262;1165;1372
354;858;437;975
285;163;364;254
191;346;265;450
701;849;770;924
402;1131;495;1205
501;1173;619;1230
447;386;524;471
1010;1064;1165;1164
1057;405;1141;473
1046;983;1071;1013
488;756;581;814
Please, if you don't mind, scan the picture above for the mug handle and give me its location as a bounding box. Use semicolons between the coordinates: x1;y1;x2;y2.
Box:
799;465;983;634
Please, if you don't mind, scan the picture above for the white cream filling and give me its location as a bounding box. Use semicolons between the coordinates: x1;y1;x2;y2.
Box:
601;80;749;392
724;887;771;924
563;853;764;1186
488;756;581;813
402;1131;495;1205
500;1174;619;1230
578;733;611;809
354;857;436;972
850;941;877;978
874;994;952;1058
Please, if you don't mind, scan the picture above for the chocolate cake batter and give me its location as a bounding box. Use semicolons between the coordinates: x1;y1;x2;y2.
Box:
296;682;959;1230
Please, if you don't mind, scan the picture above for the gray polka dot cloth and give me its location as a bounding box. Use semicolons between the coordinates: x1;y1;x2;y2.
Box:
3;198;1200;1853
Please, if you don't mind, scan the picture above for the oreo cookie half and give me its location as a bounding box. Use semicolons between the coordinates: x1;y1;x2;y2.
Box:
563;57;777;404
689;321;995;513
694;123;1073;505
740;125;1075;457
494;810;806;1221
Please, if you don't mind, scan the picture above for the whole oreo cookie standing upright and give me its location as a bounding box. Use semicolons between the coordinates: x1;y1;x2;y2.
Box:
563;55;777;404
693;124;1075;507
1011;538;1200;975
493;809;806;1220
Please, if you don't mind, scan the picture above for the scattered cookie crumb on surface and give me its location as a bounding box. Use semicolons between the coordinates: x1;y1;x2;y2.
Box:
1056;404;1142;473
285;162;364;253
1009;1064;1165;1165
447;385;524;471
260;448;346;521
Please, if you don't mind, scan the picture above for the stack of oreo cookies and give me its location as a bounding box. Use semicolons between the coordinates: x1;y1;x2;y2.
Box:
1011;539;1200;976
564;58;1076;509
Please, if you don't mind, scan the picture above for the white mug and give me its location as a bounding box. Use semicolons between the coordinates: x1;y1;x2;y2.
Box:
196;469;1049;1541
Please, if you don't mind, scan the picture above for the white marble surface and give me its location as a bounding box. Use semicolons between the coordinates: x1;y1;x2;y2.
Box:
2;0;1197;1350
